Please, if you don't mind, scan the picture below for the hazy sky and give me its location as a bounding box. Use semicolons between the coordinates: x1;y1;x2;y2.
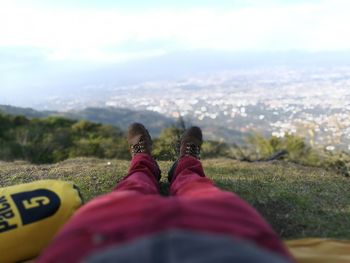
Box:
1;0;350;63
1;0;350;107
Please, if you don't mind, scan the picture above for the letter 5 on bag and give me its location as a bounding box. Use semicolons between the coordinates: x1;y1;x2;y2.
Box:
0;180;82;263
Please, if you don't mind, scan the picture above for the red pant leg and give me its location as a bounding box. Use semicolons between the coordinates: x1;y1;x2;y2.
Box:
114;153;161;194
169;156;293;260
38;154;161;263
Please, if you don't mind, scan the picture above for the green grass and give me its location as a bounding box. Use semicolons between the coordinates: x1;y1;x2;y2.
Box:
1;157;349;240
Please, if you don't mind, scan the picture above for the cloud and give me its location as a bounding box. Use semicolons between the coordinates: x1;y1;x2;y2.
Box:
0;0;349;62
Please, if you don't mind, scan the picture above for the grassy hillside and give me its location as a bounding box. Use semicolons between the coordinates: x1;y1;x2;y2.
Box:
1;157;349;240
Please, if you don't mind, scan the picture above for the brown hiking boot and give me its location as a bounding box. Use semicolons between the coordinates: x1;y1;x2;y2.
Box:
179;126;203;159
168;126;203;183
127;123;152;157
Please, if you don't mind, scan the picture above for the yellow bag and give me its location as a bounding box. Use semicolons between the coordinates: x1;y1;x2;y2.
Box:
286;238;350;263
0;180;82;263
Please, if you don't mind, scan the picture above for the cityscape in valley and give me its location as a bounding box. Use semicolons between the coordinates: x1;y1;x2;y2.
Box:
38;65;350;151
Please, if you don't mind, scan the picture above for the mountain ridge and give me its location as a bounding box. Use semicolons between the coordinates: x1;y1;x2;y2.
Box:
0;104;246;142
0;104;175;136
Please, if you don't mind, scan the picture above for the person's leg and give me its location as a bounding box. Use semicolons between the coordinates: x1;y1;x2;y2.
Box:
167;124;293;260
168;156;292;260
38;123;163;263
115;122;161;195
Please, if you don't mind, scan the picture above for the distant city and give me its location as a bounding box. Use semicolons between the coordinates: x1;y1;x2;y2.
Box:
40;65;350;152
